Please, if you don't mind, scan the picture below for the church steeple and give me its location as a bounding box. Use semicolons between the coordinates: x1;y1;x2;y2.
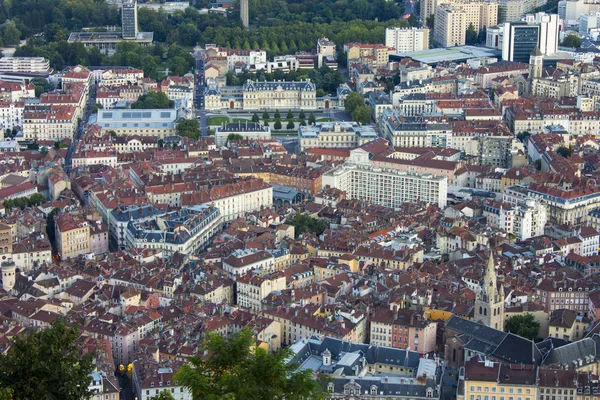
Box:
474;253;505;330
529;46;543;80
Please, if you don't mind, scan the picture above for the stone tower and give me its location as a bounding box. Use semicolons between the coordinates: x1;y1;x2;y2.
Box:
474;254;505;330
1;261;16;294
529;46;543;80
240;0;249;28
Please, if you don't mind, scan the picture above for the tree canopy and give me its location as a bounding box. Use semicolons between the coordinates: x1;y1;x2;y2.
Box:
465;24;478;45
505;313;540;340
352;105;372;124
557;146;572;158
3;193;46;211
131;91;174;109
0;320;95;400
345;92;364;114
562;34;582;48
175;328;326;400
288;213;327;237
227;133;245;142
176;119;201;140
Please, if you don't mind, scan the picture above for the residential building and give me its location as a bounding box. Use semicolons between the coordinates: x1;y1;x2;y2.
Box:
434;2;498;47
222;249;275;278
322;148;448;208
22;104;77;141
298;122;378;152
502;13;560;62
548;308;590;341
125;205;222;257
458;359;537;400
122;0;139;40
385;27;430;52
370;307;437;355
236;271;286;313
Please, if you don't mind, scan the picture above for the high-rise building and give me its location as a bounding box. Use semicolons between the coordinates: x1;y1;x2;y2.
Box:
240;0;249;28
433;2;498;47
385;27;430;52
122;0;138;39
501;12;559;62
501;23;539;62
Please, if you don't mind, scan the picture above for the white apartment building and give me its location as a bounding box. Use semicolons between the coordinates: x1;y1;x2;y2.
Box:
125;205;222;256
99;67;144;86
222;249;275;278
0;57;51;74
385;27;430;52
434;2;498;47
379;109;452;148
236;272;286;313
207;182;273;221
72;151;118;169
483;197;547;240
167;85;194;110
298;121;378;152
322;148;448;208
0;101;24;133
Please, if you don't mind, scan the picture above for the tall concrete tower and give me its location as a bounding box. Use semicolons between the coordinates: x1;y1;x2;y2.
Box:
240;0;249;28
474;254;505;330
122;0;139;39
1;261;16;294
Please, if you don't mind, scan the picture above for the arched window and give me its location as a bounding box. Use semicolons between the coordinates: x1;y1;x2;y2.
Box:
328;383;335;394
371;385;378;395
479;306;483;315
484;308;487;316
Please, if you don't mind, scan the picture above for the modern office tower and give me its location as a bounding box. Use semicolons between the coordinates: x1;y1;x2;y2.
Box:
122;0;138;39
502;12;559;62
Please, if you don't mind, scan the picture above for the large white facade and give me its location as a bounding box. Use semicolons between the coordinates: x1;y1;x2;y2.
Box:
322;148;448;208
385;27;430;52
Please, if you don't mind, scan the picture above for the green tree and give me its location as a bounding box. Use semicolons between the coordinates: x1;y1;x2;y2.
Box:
152;391;176;400
288;213;327;237
30;77;53;97
557;146;572;158
426;15;434;29
274;109;281;119
92;103;103;114
287;120;295;130
352;105;372;124
308;112;316;125
344;91;364;114
3;24;21;46
300;119;307;126
274;119;282;130
562;34;582;48
286;110;294;119
465;23;478;45
227;133;245;142
516;131;531;142
299;110;306;119
0;319;95;399
251;112;260;122
316;88;327;97
175;328;326;400
131;91;174;109
505;313;540;340
176;119;201;140
262;111;270;121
